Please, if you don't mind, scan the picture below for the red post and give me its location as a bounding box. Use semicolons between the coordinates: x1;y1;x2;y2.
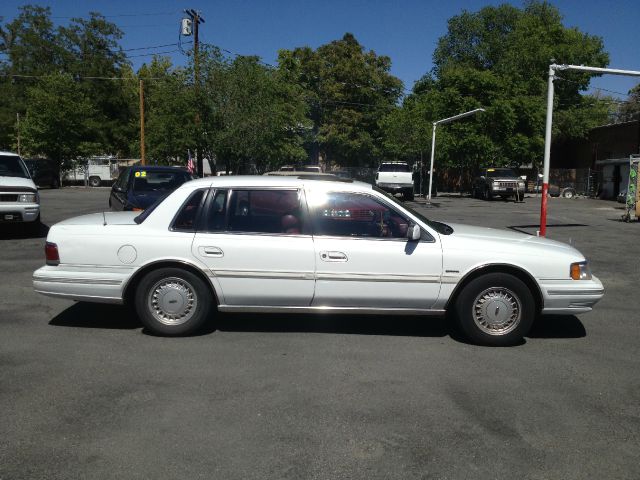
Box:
539;183;549;236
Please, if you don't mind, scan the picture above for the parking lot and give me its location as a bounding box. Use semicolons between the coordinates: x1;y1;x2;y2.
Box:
1;187;639;479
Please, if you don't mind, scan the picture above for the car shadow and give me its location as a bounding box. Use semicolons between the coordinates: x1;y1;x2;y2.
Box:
49;303;450;338
49;302;141;330
508;223;588;235
528;315;586;339
216;312;449;338
49;304;585;342
0;222;49;240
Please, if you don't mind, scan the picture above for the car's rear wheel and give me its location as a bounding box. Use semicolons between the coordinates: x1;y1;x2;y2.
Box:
135;268;213;336
561;188;576;199
483;188;492;201
51;177;60;189
454;273;535;346
404;189;414;201
89;176;101;187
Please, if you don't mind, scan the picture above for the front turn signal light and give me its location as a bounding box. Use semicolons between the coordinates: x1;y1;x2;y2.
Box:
570;262;592;280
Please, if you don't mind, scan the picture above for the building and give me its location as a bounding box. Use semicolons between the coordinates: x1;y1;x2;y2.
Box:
552;120;640;199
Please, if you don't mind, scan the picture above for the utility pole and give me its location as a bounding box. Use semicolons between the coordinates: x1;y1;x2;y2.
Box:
139;79;146;165
184;9;205;177
16;113;21;156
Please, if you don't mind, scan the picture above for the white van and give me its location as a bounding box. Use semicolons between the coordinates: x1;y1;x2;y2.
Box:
0;151;41;229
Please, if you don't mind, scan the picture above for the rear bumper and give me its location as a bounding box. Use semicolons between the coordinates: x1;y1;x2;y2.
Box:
0;203;40;223
33;265;130;304
376;183;413;193
540;275;604;315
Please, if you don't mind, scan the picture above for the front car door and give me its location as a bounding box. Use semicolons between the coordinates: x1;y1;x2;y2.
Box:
306;188;442;310
192;187;316;307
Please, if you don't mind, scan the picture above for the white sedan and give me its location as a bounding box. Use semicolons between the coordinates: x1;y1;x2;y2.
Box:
33;176;604;346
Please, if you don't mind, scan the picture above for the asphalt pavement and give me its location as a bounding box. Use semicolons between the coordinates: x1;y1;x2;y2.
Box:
1;188;639;479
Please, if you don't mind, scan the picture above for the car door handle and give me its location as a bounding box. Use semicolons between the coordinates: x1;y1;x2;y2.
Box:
320;251;348;262
199;246;224;257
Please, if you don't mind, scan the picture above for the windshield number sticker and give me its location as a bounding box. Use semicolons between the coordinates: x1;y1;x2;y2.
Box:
134;171;147;178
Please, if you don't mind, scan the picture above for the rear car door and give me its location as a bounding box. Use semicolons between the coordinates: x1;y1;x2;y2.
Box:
191;187;316;306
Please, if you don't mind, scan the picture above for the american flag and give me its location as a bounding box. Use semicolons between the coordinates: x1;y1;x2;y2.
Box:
187;150;195;175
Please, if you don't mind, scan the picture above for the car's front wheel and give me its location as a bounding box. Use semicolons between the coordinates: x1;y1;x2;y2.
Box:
135;267;213;336
454;273;535;346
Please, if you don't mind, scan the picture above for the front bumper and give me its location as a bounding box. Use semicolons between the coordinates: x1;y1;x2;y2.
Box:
540;275;604;314
0;203;40;223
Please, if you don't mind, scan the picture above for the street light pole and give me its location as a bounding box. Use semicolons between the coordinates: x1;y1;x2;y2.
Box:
540;63;640;235
427;108;485;201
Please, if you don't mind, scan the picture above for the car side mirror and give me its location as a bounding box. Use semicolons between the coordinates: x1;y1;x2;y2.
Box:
113;185;123;192
407;223;421;241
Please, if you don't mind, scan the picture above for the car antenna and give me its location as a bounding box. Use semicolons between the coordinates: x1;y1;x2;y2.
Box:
102;211;107;226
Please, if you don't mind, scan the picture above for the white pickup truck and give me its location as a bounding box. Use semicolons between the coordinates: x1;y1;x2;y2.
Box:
375;162;414;200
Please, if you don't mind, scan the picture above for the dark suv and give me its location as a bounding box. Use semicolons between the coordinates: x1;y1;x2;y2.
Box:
109;165;193;211
23;159;60;189
472;167;525;200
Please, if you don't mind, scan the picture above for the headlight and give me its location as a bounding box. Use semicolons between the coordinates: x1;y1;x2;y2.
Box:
18;193;38;203
570;261;592;280
518;181;525;187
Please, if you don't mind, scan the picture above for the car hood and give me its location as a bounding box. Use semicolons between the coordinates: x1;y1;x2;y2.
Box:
487;177;520;182
445;222;578;254
0;176;37;190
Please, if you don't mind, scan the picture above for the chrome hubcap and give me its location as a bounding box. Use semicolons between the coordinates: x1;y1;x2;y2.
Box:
148;277;197;326
472;287;521;335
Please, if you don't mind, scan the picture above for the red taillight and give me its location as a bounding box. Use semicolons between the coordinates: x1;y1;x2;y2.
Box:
45;242;60;265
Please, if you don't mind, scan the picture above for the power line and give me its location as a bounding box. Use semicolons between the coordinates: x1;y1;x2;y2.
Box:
121;41;191;52
50;11;179;19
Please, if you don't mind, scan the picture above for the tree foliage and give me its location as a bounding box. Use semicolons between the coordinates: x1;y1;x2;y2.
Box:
384;1;613;171
279;33;403;167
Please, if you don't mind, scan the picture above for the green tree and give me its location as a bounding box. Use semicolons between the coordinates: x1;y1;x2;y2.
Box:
201;49;309;173
401;1;611;172
137;57;196;165
278;33;403;167
617;84;640;122
0;5;64;149
21;73;99;169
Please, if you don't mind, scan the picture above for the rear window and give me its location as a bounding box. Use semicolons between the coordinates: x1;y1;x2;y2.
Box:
132;170;191;192
378;163;410;173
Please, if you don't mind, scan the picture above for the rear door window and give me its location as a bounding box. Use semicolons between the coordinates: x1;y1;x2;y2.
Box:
229;190;303;234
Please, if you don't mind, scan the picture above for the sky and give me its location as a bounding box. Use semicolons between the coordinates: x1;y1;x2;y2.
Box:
2;0;639;99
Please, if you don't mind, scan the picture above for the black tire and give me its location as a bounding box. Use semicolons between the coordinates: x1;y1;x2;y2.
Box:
471;187;477;199
404;189;414;201
51;177;60;189
135;267;213;336
89;176;101;187
561;188;576;199
483;188;492;201
25;214;42;236
453;272;535;346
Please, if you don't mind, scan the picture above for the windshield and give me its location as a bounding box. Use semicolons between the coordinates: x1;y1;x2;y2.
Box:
486;168;517;178
378;163;411;173
0;155;30;178
372;186;453;235
132;170;191;193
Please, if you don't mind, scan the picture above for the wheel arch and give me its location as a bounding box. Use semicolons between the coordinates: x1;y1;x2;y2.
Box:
122;259;220;307
445;263;543;314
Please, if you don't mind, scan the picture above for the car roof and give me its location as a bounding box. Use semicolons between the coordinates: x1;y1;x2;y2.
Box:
0;151;20;157
181;175;372;191
130;165;188;171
